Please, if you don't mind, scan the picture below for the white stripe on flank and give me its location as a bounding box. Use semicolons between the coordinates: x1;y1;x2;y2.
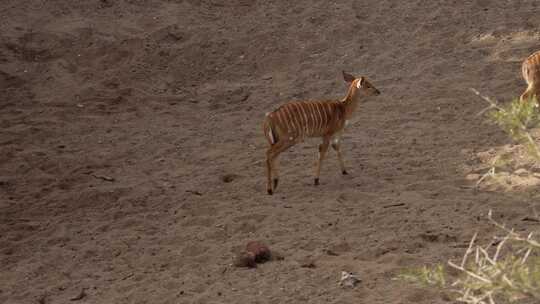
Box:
296;104;308;138
299;104;309;136
290;104;301;138
286;106;300;135
306;103;315;135
314;103;323;134
320;104;328;133
282;106;294;133
277;110;291;133
293;104;304;137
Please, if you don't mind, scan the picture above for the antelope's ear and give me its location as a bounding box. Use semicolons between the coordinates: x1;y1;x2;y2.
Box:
356;77;365;88
342;71;355;83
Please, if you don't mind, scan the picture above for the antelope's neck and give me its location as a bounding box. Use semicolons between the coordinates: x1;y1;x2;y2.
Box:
341;86;361;119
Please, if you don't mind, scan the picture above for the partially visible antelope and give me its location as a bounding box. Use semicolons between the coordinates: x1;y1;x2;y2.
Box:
262;71;381;195
520;50;540;103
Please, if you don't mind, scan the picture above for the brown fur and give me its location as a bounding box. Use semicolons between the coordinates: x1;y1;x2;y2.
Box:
520;50;540;102
263;71;381;195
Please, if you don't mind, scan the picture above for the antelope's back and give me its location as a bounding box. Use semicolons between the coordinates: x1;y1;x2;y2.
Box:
268;100;344;139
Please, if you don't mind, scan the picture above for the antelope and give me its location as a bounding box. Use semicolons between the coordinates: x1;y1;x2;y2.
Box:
262;71;381;195
520;50;540;103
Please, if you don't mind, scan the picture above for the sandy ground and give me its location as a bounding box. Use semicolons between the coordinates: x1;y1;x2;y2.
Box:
2;1;540;303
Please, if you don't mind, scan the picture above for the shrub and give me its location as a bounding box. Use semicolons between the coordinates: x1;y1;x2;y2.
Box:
473;89;540;161
398;211;540;304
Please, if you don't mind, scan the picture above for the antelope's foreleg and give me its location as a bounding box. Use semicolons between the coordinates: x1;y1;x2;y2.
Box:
314;136;331;185
272;154;280;190
266;148;274;195
331;139;348;175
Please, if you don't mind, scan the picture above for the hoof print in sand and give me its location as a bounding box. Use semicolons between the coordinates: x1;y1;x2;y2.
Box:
297;257;316;268
221;174;239;183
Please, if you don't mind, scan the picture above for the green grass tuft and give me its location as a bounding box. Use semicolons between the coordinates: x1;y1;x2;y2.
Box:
488;96;540;161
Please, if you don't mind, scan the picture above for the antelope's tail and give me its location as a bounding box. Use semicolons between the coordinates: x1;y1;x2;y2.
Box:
263;112;278;146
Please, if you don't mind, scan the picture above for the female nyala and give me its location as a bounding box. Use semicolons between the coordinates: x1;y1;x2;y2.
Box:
263;71;381;195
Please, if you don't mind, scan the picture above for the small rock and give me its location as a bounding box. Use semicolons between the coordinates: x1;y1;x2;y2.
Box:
339;271;360;288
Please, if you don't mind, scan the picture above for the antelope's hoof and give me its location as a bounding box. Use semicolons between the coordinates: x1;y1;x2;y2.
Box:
273;178;279;189
267;189;273;195
314;178;319;186
342;170;348;175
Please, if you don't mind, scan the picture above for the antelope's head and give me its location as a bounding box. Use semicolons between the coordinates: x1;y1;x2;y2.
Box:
342;71;381;98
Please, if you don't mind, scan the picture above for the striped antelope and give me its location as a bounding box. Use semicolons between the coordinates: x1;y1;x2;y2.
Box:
262;71;381;195
520;50;540;103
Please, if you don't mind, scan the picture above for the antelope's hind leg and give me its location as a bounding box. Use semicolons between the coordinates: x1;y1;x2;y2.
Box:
265;141;293;195
314;137;331;185
272;154;280;190
331;138;348;175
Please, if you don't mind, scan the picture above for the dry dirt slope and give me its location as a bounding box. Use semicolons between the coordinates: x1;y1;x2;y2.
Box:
1;0;540;303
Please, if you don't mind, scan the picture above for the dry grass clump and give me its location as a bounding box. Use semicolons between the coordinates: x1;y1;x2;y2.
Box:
398;211;540;304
